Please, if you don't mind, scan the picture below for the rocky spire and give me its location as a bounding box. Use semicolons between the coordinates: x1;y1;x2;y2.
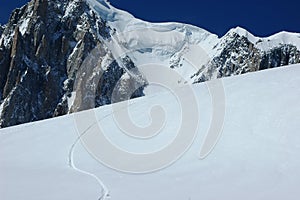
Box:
0;0;146;128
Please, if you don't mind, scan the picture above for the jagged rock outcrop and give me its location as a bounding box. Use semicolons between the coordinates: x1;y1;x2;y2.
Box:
0;0;146;128
259;44;300;70
192;32;300;83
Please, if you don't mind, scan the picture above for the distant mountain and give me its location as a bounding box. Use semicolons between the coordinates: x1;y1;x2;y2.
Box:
0;0;299;128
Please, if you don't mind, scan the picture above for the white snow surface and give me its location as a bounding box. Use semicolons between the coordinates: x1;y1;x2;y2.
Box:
67;92;76;110
0;102;3;114
1;64;300;199
19;18;30;36
84;0;300;84
86;0;220;80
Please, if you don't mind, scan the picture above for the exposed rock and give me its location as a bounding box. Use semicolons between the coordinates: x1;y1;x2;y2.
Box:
259;44;300;70
0;0;146;128
0;25;3;36
193;33;300;83
33;0;48;19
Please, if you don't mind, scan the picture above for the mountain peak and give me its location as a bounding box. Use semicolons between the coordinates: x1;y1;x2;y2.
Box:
0;0;300;128
225;26;258;43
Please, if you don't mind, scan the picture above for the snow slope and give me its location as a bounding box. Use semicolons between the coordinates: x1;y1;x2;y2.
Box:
1;64;300;200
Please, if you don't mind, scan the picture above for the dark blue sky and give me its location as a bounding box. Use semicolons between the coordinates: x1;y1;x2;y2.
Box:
1;0;299;37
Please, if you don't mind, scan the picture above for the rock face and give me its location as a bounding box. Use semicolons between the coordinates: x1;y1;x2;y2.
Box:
192;32;300;83
0;0;299;128
0;0;146;128
0;25;3;36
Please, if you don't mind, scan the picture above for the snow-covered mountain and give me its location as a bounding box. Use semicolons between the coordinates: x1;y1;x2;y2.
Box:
0;0;300;128
1;64;300;200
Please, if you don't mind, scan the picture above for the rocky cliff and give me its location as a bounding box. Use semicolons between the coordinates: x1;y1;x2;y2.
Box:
0;0;146;127
192;32;300;82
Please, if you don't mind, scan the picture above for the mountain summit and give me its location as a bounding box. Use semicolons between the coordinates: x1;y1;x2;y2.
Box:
0;0;299;128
